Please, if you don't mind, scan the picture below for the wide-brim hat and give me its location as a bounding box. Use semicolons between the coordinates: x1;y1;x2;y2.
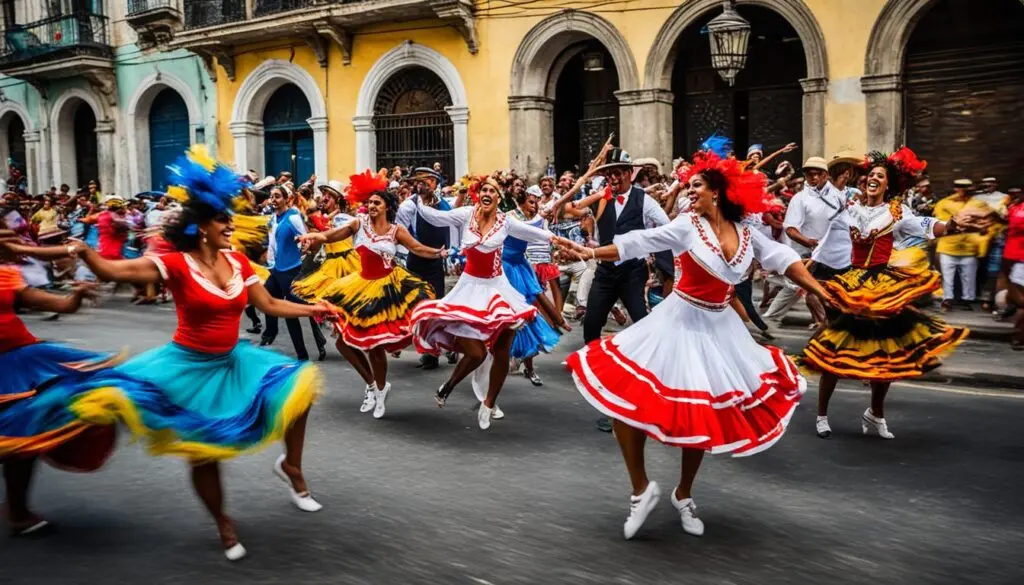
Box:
953;178;974;188
633;157;662;173
828;151;862;169
981;176;997;183
802;156;829;172
595;148;642;173
318;180;346;198
412;167;443;182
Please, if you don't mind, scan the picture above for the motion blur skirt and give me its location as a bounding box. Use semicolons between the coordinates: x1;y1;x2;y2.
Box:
292;241;362;302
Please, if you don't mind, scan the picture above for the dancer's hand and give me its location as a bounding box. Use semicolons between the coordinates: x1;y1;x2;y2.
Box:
296;232;327;252
66;239;89;257
310;301;339;322
72;282;101;304
436;246;450;259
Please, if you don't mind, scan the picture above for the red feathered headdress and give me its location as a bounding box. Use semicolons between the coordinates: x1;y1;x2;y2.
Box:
680;151;770;215
346;169;389;206
862;146;927;197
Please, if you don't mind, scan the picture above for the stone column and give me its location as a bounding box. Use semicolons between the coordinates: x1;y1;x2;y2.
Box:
352;115;375;172
799;77;828;158
445;105;469;178
307;116;328;184
95;121;116;196
507;95;553;178
23;130;41;195
228;120;263;175
615;89;674;166
860;73;903;153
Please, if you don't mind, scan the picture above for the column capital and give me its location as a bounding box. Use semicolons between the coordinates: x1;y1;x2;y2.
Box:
94;121;115;134
306;116;329;131
507;95;554;112
860;73;902;93
799;77;828;94
614;88;673;106
352;114;375;132
22;130;41;143
445;105;469;124
228;120;263;137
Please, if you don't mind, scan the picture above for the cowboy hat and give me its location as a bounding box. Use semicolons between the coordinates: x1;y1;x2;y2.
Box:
828;150;862;168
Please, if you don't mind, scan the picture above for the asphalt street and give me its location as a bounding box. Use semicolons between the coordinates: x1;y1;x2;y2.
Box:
4;298;1024;585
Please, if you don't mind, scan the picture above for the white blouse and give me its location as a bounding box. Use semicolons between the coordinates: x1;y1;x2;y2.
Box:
350;215;399;258
414;204;552;252
812;202;938;264
614;213;801;285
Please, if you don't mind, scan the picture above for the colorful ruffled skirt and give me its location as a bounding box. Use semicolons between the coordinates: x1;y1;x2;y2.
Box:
802;266;968;381
66;341;321;461
292;241;362;302
533;262;561;284
410;273;537;355
0;343;125;471
314;266;433;352
566;293;805;456
503;254;559;360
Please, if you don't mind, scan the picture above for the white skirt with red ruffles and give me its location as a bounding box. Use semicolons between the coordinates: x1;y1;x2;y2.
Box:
566;293;806;457
410;272;537;355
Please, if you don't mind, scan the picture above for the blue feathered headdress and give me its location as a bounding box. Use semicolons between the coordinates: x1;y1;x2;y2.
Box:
699;133;733;159
165;146;244;214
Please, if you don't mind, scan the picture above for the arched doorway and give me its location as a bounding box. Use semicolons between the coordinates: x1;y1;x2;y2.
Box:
903;0;1024;187
2;114;26;183
670;5;804;165
372;66;454;181
73;103;98;189
148;89;190;191
552;42;620;174
262;84;314;181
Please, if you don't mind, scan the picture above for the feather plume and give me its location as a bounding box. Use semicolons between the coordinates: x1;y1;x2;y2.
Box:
346;169;389;206
699;133;733;159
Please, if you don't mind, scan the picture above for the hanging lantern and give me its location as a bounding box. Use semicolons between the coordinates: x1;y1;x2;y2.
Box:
582;51;605;72
705;0;751;87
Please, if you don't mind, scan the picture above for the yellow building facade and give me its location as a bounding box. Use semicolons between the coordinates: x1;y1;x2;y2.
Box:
166;0;1021;188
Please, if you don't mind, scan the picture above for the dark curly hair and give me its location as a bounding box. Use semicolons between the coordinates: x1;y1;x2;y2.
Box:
697;168;745;223
368;190;399;223
163;202;227;252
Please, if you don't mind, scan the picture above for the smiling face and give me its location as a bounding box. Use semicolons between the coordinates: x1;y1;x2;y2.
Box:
366;193;386;219
604;166;630;195
201;213;234;250
685;172;718;216
864;166;890;200
477;183;500;213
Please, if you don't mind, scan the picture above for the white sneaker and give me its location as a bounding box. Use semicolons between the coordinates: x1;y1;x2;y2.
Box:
861;408;895;439
670;490;705;536
478;403;493;430
373;382;391;419
492;405;505;420
359;384;376;413
815;416;832;439
623;481;661;540
273;454;322;512
224;542;247;562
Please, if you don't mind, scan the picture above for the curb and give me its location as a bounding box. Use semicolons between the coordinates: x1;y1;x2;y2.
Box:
917;371;1024;391
779;314;1014;343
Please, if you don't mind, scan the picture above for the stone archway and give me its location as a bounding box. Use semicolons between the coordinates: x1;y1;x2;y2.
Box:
354;41;469;177
230;60;327;182
644;0;829;165
126;72;204;194
49;87;115;194
508;11;640;176
0;101;37;193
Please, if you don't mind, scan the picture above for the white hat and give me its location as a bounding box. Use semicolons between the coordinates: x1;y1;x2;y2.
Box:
526;185;543;197
253;176;277;190
982;177;997;182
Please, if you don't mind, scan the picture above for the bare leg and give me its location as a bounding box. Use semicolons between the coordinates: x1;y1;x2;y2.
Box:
612;419;649;496
3;457;37;524
523;357;535;375
367;348;389;389
448;338;487;390
870;382;890;418
548;279;564;316
280;410;310;495
484;329;516;408
806;293;827;327
675;448;705;500
818;372;839;416
190;462;237;549
334;340;373;386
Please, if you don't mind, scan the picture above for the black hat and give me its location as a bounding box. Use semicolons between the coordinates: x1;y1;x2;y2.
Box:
412;167;443;182
595;148;641;173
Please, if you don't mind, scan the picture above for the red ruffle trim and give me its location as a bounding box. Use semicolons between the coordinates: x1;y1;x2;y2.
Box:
533;263;561;284
332;320;413;353
410;294;537;355
566;337;805;456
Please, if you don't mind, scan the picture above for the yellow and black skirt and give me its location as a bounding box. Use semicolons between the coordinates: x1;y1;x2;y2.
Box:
320;266;434;352
803;266;967;381
292;240;361;302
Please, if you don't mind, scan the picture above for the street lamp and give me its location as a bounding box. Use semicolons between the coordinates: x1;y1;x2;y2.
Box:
705;0;751;87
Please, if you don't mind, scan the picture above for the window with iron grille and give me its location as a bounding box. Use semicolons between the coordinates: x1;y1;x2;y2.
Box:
373;66;454;182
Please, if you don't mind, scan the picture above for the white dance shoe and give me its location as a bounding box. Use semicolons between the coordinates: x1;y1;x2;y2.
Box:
359;383;376;413
624;481;661;540
815;416;832;439
373;382;391;419
273;454;322;512
492;405;505;420
861;408;895;439
670;490;705;537
224;543;247;562
478;403;493;430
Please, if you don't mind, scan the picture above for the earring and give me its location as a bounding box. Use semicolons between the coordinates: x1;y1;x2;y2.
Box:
712;196;719;205
201;232;208;244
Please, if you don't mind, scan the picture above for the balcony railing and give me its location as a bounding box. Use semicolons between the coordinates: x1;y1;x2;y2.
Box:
254;0;315;17
0;12;111;66
185;0;246;30
128;0;176;15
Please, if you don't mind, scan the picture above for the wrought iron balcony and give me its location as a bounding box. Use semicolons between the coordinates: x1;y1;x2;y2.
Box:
254;0;315;17
126;1;183;49
184;0;247;30
0;11;113;69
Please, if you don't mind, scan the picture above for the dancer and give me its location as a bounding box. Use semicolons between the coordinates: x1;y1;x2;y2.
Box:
291;180;361;302
560;150;830;540
804;148;982;440
296;171;441;419
409;176;570;429
25;148;334;560
0;234;119;536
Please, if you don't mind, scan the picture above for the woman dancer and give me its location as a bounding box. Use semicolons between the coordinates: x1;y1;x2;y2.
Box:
505;187;563;386
296;171;442;419
0;234;117;536
559;150;830;540
291;180;361;302
28;148;334;560
804;148;979;439
409;176;570;429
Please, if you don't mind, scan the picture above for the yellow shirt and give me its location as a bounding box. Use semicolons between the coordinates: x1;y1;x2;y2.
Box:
31;207;59;235
933;195;990;257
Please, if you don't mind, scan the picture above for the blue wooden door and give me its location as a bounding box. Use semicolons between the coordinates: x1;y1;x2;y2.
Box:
295;133;314;181
149;89;190;192
262;84;314;181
